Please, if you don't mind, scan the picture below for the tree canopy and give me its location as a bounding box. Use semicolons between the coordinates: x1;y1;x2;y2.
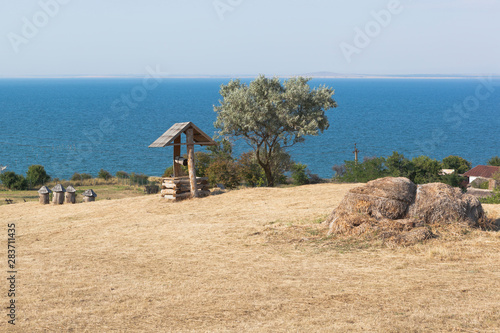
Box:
487;156;500;166
442;155;471;174
214;75;337;186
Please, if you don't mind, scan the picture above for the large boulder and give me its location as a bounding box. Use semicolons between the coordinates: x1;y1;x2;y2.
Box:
326;177;485;241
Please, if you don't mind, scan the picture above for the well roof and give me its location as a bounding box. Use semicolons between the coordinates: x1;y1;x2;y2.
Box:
149;122;216;148
66;185;76;193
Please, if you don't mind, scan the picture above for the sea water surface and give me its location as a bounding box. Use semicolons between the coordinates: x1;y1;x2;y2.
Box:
0;78;499;179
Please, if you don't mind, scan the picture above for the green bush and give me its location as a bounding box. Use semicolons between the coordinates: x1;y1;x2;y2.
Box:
195;152;212;177
237;151;266;187
0;171;28;190
130;173;149;185
479;189;500;204
440;173;466;190
98;169;112;180
291;163;309;185
479;181;490;190
206;160;240;189
26;165;50;187
71;173;92;181
116;171;129;179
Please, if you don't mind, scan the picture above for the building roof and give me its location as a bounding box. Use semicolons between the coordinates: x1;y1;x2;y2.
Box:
51;184;66;192
83;189;97;197
463;165;500;179
149;122;217;148
439;169;455;175
38;186;52;194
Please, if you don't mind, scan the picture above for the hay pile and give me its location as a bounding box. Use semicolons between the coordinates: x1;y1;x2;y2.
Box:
326;177;485;244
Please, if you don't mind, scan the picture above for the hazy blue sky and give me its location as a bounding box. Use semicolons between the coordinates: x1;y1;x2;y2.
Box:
1;0;499;77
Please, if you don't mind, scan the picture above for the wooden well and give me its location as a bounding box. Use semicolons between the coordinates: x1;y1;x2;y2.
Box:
149;122;216;199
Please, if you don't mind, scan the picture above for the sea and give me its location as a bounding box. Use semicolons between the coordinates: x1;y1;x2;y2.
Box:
0;78;499;180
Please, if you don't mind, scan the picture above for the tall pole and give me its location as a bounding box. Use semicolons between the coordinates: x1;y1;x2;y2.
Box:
186;128;198;198
353;143;359;164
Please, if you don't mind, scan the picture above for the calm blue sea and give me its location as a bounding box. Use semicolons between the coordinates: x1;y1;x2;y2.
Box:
0;78;499;179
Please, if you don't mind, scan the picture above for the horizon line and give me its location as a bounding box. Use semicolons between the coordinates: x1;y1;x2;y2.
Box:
1;73;499;79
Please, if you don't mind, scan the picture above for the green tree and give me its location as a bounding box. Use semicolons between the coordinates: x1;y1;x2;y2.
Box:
291;163;309;185
411;156;442;184
442;155;471;174
214;75;337;186
26;164;50;187
487;156;500;166
0;171;28;190
386;151;413;178
98;169;112;180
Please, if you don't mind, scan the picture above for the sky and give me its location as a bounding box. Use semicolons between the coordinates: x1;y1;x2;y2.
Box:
1;0;499;77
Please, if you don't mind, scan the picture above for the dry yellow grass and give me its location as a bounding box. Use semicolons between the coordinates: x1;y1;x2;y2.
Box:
0;183;499;332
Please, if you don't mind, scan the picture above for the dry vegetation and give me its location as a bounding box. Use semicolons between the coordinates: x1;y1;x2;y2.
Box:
0;183;499;332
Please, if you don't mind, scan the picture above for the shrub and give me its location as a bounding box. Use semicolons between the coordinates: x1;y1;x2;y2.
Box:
71;173;93;181
480;188;500;204
266;147;293;185
237;151;266;187
116;171;129;179
206;160;240;189
440;173;466;190
98;169;112;180
291;163;309;185
470;178;489;189
26;165;50;187
130;173;149;185
332;164;346;179
195;152;212;177
307;171;323;184
0;171;28;190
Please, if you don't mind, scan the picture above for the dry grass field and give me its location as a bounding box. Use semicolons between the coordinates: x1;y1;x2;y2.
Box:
0;183;499;332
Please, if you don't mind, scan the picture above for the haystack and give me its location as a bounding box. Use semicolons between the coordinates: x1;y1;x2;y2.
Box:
326;177;484;244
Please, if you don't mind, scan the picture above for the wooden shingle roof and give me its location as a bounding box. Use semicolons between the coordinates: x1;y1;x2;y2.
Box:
38;186;52;194
83;189;97;197
66;185;76;193
52;184;66;192
149;122;216;148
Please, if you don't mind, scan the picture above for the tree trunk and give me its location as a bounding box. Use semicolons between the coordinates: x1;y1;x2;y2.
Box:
255;147;275;187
